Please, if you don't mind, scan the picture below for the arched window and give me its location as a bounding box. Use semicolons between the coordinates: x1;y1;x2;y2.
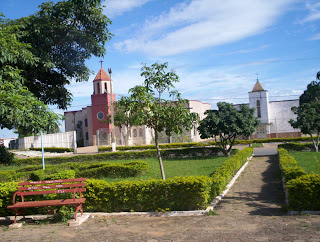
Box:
97;83;100;94
104;82;107;93
257;100;261;118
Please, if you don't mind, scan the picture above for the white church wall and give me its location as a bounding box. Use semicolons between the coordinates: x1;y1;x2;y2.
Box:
268;100;299;136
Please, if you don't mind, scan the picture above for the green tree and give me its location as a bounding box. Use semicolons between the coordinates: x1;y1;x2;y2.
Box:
198;102;259;156
290;79;320;152
0;13;61;136
6;0;112;109
299;80;320;105
128;63;198;180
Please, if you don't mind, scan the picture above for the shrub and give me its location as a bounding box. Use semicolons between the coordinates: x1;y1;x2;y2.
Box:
210;147;254;195
29;147;73;153
13;147;226;166
0;148;253;216
286;174;320;211
0;161;149;182
0;146;15;165
278;143;317;152
278;148;307;181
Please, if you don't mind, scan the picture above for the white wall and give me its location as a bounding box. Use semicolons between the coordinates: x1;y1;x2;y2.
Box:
268;100;299;134
13;131;76;149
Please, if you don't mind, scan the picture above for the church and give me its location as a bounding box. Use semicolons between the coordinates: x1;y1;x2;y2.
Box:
233;80;301;139
64;67;211;147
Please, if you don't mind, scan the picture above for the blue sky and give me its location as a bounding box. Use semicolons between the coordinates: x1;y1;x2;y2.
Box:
1;0;320;138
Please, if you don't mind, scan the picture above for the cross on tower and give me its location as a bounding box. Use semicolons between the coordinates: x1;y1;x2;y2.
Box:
99;60;103;68
255;73;259;81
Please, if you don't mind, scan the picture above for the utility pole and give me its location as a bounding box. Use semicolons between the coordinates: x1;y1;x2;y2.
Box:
108;67;116;152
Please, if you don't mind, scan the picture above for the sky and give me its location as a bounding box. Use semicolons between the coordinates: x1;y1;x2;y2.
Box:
1;0;320;138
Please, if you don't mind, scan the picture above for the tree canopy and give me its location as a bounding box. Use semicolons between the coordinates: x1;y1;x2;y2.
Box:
0;13;61;136
198;102;259;156
299;80;320;105
123;62;199;180
290;80;320;152
6;0;112;109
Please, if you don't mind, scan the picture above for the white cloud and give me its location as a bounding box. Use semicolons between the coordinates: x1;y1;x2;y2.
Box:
102;0;151;18
309;32;320;40
114;0;294;56
301;1;320;23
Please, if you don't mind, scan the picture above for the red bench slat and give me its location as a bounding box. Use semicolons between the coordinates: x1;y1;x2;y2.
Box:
7;198;86;209
17;188;86;196
17;183;86;191
18;178;86;186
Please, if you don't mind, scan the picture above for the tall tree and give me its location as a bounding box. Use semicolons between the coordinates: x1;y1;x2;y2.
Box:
289;103;320;152
7;0;112;109
290;80;320;152
0;13;61;136
128;63;198;180
299;80;320;105
198;102;259;156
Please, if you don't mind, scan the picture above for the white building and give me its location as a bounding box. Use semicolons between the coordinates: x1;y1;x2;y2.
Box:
234;80;301;139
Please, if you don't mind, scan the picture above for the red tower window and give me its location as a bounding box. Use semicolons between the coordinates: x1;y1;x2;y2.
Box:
97;83;100;94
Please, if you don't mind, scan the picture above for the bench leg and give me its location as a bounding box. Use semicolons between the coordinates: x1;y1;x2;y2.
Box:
13;209;25;224
74;204;83;221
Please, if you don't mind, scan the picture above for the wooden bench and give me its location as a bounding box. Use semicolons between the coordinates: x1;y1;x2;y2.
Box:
7;178;86;224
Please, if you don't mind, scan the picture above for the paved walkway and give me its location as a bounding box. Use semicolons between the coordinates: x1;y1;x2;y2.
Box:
2;144;320;241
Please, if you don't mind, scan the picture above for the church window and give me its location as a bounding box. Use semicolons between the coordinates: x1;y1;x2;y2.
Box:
97;112;104;120
104;82;107;93
97;83;100;94
257;100;261;118
133;129;137;137
86;132;89;140
139;128;143;137
85;118;88;127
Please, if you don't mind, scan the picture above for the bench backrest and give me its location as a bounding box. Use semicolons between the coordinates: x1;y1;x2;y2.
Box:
17;178;86;196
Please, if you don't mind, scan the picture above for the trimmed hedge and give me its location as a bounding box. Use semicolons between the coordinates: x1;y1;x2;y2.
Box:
278;148;307;181
0;148;253;216
99;137;314;152
0;161;149;182
286;174;320;211
278;147;320;211
278;142;318;152
30;147;74;153
13;147;226;166
211;147;253;195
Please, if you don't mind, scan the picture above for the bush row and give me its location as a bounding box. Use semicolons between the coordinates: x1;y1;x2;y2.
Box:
13;147;226;166
278;142;318;152
29;147;74;153
0;148;253;216
0;161;149;182
98;137;314;152
278;148;306;181
278;147;320;211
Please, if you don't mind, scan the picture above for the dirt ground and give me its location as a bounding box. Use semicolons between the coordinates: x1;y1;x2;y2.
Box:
2;148;320;241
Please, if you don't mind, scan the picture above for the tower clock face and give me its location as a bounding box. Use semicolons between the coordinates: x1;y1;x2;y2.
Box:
97;111;104;120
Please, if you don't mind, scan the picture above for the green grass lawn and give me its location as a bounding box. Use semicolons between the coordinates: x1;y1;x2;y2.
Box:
100;156;228;182
289;151;320;174
0;156;228;183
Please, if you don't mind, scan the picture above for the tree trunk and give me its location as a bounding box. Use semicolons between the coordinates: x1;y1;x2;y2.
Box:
310;133;318;152
316;131;320;152
155;129;166;180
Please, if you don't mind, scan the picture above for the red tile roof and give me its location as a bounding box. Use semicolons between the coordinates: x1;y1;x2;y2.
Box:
93;68;111;82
